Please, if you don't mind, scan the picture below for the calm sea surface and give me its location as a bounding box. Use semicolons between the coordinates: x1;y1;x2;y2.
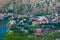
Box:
0;18;9;40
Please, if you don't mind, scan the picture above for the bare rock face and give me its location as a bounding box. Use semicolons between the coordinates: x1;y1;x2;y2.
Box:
0;0;10;9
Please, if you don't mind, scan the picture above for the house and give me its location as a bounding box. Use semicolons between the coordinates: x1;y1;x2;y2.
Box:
36;29;42;34
0;14;4;19
37;16;48;24
8;20;16;27
32;20;38;26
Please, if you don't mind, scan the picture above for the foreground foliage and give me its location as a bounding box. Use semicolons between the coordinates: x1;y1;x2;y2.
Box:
5;30;60;40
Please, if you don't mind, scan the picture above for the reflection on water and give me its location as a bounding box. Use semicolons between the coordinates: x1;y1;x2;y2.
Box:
0;18;9;40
